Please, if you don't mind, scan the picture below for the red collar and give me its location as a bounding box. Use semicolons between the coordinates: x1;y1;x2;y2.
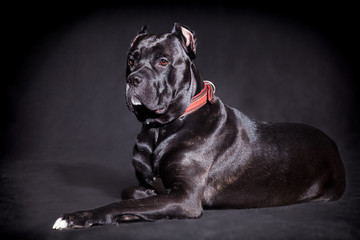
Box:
181;81;216;117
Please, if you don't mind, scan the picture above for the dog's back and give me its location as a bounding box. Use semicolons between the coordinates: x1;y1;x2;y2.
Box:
202;102;346;209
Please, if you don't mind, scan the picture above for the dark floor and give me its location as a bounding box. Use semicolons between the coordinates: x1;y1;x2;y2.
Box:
1;3;360;240
1;145;360;240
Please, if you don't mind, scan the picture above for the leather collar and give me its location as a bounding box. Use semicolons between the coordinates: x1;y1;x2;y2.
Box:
180;81;216;117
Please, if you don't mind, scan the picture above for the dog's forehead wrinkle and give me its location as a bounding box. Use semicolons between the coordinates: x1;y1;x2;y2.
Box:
136;34;168;49
131;34;181;59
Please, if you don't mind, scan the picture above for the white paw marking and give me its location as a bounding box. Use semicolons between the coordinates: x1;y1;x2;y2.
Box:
52;217;69;230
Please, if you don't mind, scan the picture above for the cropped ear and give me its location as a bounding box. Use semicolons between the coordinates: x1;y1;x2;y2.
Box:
138;25;149;35
130;25;149;48
172;23;196;59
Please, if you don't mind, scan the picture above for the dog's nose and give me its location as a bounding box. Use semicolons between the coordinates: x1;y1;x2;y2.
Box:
127;74;142;87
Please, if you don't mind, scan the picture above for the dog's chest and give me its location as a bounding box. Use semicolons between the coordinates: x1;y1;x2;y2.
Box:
144;122;184;173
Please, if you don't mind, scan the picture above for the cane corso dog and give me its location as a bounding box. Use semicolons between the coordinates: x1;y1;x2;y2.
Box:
53;23;346;230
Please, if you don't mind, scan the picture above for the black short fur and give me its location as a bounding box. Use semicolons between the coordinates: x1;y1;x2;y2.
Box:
53;23;346;229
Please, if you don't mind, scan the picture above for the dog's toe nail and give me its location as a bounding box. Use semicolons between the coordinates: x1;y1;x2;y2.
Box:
53;217;68;230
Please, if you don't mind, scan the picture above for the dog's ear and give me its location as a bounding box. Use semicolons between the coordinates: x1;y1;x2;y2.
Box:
138;25;149;35
172;23;196;59
130;25;149;48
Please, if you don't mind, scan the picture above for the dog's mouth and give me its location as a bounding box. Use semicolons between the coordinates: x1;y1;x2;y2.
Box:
154;107;167;115
130;95;168;115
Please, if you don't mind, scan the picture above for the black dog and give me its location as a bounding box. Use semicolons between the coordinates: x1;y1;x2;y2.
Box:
53;23;346;230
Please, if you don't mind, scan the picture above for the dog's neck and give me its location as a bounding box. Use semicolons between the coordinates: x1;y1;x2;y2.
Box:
180;81;215;117
190;63;205;97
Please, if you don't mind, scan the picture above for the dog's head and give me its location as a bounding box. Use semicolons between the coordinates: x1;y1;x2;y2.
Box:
125;23;199;125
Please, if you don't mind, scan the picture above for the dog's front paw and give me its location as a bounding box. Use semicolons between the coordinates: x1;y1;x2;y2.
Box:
52;211;97;230
52;217;69;230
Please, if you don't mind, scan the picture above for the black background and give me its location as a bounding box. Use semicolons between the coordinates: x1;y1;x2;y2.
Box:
1;2;359;239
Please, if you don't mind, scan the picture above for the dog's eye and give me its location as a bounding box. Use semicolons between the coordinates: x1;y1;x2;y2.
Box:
128;59;134;66
160;59;168;66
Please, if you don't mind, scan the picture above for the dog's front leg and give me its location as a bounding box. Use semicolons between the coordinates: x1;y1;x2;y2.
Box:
53;189;203;230
53;167;206;230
